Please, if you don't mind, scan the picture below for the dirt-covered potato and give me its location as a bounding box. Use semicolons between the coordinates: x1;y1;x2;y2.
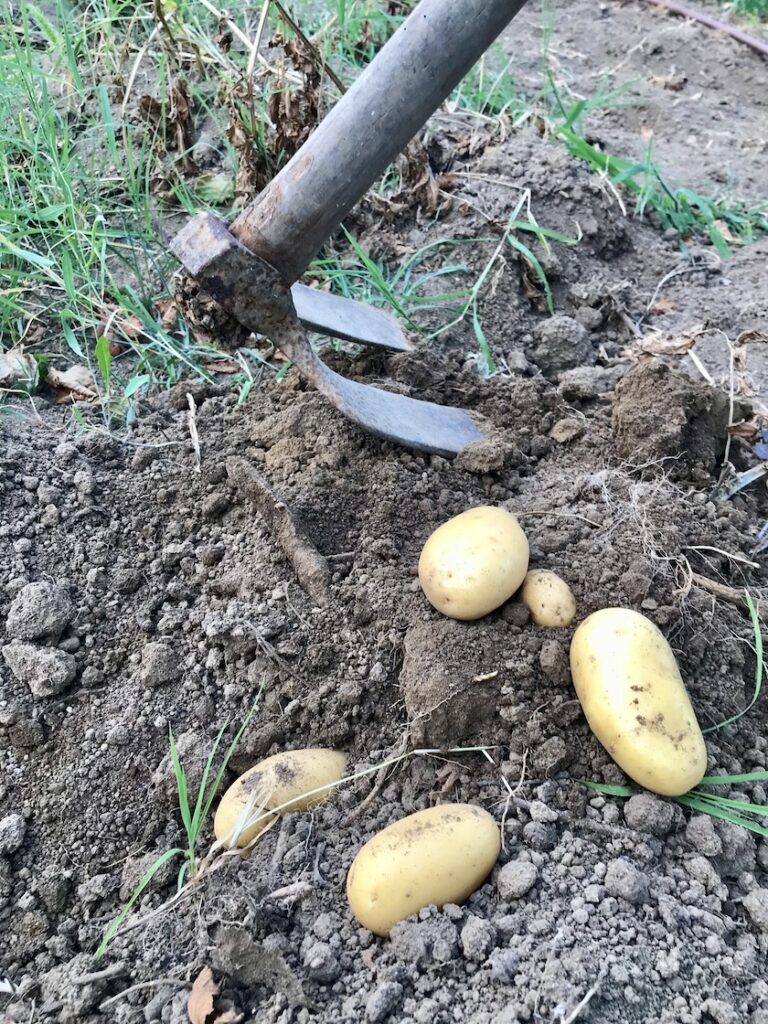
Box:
346;804;501;935
520;569;576;627
570;608;706;796
214;748;347;848
418;506;529;620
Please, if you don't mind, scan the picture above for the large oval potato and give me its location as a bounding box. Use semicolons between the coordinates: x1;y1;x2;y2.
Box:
418;506;529;620
520;569;576;627
570;608;706;796
214;748;346;848
346;804;500;935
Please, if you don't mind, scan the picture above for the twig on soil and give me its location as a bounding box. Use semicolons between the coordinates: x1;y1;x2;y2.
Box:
226;456;331;607
484;745;528;851
687;347;715;386
640;253;721;330
645;0;768;60
689;572;768;620
98;978;190;1011
73;963;128;985
264;880;313;901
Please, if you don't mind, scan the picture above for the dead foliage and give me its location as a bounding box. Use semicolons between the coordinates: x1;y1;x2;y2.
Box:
138;79;198;176
520;257;549;313
727;417;764;444
267;33;322;160
226;28;324;207
648;296;675;315
634;327;705;358
0;349;38;391
368;139;456;221
188;966;242;1024
47;364;98;403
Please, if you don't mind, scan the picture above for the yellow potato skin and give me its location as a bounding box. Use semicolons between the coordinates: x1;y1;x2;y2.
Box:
346;804;501;936
570;608;706;796
520;569;576;627
214;748;346;848
418;506;529;620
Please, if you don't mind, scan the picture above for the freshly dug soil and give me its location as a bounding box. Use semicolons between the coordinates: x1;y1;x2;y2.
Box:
2;1;768;1023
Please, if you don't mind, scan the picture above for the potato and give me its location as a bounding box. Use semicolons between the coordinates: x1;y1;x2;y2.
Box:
570;608;706;796
346;804;500;935
214;748;346;848
418;506;529;620
520;569;576;627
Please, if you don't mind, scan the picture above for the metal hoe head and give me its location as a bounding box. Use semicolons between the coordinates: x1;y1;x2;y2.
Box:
170;0;527;456
171;213;485;458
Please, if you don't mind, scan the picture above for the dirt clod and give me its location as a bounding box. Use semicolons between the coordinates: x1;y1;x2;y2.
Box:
604;858;649;905
0;813;26;855
532;315;594;378
366;981;403;1022
5;581;74;640
612;362;731;474
744;889;768;934
2;641;77;697
496;859;539;899
139;640;182;688
624;793;675;837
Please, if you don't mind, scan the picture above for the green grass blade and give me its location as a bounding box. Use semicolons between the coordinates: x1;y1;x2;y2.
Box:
700;770;768;785
471;300;494;376
579;780;635;797
95;846;182;959
61;319;85;358
506;233;554;314
168;726;193;845
189;721;228;843
703;589;763;733
673;793;768;838
95;334;112;389
197;687;266;831
691;790;768;818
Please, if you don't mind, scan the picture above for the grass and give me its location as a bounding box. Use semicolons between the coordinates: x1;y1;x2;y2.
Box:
549;88;768;258
95;692;262;959
724;0;768;18
584;590;768;838
1;0;767;405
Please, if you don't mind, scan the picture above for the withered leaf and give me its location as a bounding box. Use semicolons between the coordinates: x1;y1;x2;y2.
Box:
636;331;698;356
0;349;38;391
651;73;686;92
727;419;762;443
649;296;675;315
188;966;217;1024
47;364;98;403
171;80;197;175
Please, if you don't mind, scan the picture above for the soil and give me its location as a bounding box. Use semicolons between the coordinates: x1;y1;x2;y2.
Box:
2;2;768;1023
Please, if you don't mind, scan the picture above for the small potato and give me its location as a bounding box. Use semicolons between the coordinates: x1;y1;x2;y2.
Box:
520;569;576;627
570;608;706;796
214;748;346;848
346;804;500;936
418;506;529;620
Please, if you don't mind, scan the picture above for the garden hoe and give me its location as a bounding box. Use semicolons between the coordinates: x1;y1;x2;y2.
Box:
171;0;527;457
